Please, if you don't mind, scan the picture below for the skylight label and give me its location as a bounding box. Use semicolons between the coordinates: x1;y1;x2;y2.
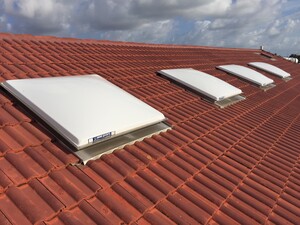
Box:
89;131;116;143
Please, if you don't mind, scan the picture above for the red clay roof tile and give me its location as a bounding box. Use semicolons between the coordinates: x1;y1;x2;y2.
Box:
0;33;299;224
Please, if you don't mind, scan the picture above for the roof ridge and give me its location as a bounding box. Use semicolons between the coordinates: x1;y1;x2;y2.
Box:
0;32;259;51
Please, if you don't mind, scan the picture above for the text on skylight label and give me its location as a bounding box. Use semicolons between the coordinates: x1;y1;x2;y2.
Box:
89;131;116;143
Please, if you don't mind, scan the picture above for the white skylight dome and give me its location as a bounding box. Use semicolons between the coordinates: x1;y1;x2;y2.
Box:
158;68;245;108
216;64;276;90
1;75;168;163
248;62;291;80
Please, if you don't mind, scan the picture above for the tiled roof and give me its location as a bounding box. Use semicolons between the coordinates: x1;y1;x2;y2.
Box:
0;33;299;224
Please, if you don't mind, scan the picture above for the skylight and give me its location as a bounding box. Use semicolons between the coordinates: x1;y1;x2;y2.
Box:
216;64;276;90
1;75;168;163
248;62;291;80
158;68;245;108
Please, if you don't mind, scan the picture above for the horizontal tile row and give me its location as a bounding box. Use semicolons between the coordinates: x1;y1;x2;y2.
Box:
0;142;78;190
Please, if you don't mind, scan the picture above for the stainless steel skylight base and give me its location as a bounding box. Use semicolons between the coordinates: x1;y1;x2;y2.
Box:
215;95;246;108
283;77;292;82
75;122;170;164
260;83;276;91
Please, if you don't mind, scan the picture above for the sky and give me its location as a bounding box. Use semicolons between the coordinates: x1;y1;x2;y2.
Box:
0;0;299;56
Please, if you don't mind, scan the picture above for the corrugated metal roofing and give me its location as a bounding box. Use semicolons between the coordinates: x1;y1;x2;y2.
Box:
0;33;299;224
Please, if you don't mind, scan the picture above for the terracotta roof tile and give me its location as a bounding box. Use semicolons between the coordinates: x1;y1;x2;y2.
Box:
52;202;120;225
97;188;143;223
0;33;299;224
41;167;101;205
1;182;59;224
